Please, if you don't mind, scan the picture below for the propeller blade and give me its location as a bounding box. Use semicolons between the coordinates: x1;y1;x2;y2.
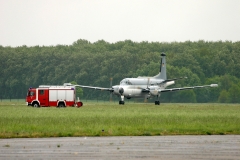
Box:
144;94;149;103
147;78;150;89
109;78;113;102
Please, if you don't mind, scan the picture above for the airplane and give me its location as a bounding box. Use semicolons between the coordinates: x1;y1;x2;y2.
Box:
67;53;218;105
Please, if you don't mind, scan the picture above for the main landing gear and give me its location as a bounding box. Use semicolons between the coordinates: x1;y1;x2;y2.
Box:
155;95;160;105
155;101;160;105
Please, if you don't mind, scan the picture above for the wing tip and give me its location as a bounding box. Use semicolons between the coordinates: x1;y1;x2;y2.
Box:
210;84;218;87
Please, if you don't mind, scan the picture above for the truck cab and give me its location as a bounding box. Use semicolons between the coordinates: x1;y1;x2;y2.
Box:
26;88;36;106
26;88;46;107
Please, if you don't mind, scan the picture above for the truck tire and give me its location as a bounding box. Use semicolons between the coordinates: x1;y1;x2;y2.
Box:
58;103;65;108
32;102;40;108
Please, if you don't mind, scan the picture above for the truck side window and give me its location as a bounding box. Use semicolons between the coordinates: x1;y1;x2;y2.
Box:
40;90;44;95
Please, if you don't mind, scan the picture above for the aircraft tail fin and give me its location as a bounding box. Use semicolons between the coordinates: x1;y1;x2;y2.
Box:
154;53;167;80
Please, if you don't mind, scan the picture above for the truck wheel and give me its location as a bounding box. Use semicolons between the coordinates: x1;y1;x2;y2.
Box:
33;103;40;108
58;103;65;108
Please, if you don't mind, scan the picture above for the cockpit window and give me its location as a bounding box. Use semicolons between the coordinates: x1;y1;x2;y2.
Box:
127;80;132;85
120;80;125;85
120;79;132;85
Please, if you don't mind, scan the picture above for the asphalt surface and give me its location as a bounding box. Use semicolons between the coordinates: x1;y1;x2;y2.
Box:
0;135;240;159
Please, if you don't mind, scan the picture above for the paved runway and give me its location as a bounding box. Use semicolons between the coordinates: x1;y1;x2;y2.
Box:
0;135;240;159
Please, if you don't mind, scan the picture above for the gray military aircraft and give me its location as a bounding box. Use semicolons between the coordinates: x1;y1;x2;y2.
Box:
69;53;218;105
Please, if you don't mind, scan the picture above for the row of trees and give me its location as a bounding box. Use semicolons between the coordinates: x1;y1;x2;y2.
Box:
1;39;240;103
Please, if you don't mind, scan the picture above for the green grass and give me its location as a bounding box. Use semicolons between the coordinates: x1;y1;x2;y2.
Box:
0;101;240;138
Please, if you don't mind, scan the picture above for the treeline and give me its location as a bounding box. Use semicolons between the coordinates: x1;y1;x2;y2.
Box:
0;39;240;103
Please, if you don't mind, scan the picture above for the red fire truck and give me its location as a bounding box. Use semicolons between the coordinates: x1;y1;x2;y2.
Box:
26;83;83;108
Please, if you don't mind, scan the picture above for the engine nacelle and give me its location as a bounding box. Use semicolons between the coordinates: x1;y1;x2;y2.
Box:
113;86;120;95
149;86;159;96
119;87;124;94
165;81;175;87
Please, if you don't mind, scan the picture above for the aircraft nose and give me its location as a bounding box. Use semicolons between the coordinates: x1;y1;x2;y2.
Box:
119;87;124;95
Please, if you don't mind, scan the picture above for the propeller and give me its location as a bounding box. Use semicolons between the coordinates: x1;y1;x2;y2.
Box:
147;78;150;89
109;78;113;102
144;78;150;103
139;78;151;91
144;96;148;103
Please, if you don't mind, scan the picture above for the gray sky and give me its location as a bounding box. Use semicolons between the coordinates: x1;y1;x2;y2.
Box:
1;0;240;47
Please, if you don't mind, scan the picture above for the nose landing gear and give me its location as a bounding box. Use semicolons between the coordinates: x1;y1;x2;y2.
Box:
119;101;125;105
119;95;125;105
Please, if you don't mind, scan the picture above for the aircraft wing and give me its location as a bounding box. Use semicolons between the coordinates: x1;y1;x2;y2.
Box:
158;84;218;93
73;85;113;91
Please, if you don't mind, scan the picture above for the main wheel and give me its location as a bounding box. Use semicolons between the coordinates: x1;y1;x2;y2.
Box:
155;101;160;105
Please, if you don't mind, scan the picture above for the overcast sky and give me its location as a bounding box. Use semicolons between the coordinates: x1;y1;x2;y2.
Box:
1;0;240;47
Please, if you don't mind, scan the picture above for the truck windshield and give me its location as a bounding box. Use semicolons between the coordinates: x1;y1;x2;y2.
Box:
27;91;34;96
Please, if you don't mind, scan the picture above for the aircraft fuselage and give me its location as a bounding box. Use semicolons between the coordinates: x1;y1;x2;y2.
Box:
112;77;175;98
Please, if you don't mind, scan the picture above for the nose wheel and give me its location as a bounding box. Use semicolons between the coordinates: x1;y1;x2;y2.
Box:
119;101;125;105
119;95;125;105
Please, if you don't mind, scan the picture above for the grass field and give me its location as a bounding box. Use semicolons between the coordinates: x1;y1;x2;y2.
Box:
0;101;239;138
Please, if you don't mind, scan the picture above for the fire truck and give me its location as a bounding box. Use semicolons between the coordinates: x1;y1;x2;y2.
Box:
26;83;83;108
